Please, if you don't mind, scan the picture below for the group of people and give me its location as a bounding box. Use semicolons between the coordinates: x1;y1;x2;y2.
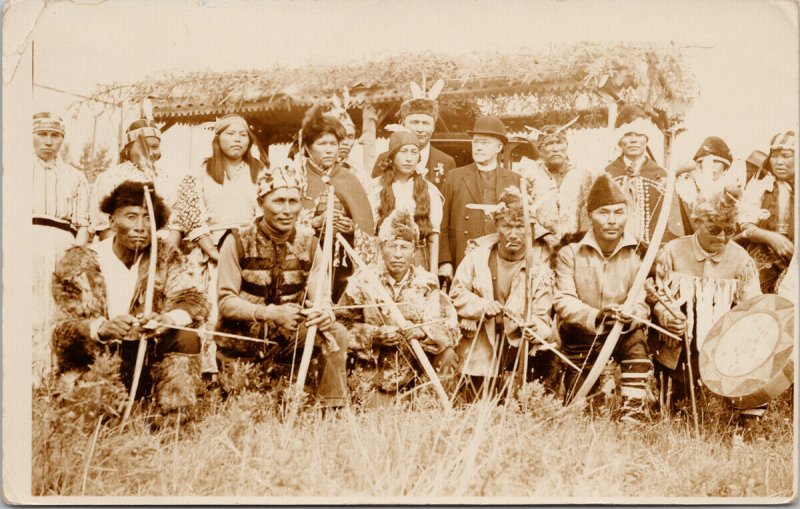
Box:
32;83;795;433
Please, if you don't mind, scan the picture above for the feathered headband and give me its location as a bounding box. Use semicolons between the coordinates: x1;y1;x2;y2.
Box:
398;79;445;121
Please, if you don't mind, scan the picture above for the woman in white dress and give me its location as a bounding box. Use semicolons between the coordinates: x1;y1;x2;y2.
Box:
369;130;443;272
167;114;266;373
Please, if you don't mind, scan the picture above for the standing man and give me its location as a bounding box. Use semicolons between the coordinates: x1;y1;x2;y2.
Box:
32;112;91;384
91;119;175;239
51;182;208;416
215;165;349;406
605;112;684;245
337;209;459;408
450;188;554;401
371;82;457;191
522;125;594;247
439;116;520;281
554;175;653;423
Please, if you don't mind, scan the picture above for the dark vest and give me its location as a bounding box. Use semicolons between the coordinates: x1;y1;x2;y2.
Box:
217;223;317;356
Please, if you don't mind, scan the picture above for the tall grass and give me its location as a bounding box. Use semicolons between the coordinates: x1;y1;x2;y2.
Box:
32;356;795;500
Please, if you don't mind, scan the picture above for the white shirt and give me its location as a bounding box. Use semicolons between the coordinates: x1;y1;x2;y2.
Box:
92;236;143;318
622;156;646;175
368;177;444;234
418;144;431;173
88;235;191;339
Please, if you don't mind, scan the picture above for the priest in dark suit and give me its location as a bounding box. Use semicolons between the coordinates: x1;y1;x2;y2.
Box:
438;116;520;281
371;92;456;191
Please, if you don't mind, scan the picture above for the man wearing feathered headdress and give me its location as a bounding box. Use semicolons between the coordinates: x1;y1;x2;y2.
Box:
370;80;457;191
651;186;762;427
450;187;554;401
215;165;349;405
336;209;459;407
521;122;594;247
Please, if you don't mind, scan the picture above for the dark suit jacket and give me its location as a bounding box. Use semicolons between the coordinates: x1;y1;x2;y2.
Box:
439;163;520;269
371;145;457;191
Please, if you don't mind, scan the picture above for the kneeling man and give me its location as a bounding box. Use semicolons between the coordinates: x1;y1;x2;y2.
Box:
554;175;653;422
450;188;554;401
52;181;208;414
216;165;348;406
337;210;459;407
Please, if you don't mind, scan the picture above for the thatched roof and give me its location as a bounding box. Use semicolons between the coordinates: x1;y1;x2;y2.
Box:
73;42;698;142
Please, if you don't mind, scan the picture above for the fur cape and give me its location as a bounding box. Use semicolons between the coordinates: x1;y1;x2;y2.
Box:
51;239;209;372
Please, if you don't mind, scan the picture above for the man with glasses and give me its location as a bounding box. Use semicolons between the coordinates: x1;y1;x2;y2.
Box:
651;187;761;426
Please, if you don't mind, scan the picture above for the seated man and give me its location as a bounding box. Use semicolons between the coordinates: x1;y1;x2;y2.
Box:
215;165;348;406
554;175;652;423
652;187;762;427
337;210;459;408
51;181;208;415
450;188;554;402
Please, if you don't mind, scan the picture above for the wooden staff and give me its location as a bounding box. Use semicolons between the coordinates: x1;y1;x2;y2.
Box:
336;233;452;409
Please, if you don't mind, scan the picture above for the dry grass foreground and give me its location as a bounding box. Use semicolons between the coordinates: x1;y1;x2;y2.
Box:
33;354;795;499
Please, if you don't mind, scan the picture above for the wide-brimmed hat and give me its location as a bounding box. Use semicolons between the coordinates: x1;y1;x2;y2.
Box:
466;116;508;144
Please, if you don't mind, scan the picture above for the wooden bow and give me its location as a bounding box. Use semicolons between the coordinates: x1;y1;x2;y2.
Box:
121;99;158;426
336;233;452;409
568;161;677;403
294;184;335;392
121;184;158;425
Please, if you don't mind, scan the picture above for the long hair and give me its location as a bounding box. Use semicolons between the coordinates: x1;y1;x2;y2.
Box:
375;169;433;240
204;115;265;185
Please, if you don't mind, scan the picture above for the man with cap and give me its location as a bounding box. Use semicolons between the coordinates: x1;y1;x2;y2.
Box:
738;130;795;293
675;136;737;234
91;119;175;240
438;116;520;281
604;107;684;245
554;175;654;423
370;83;457;191
522;124;593;247
215;165;349;406
450;187;555;401
51;181;208;417
32;112;91;383
336;209;459;408
651;186;762;433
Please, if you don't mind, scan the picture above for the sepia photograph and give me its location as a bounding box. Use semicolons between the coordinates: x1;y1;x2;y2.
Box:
2;0;798;503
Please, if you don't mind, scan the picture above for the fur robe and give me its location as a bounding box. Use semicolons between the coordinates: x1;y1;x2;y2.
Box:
51;239;209;373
